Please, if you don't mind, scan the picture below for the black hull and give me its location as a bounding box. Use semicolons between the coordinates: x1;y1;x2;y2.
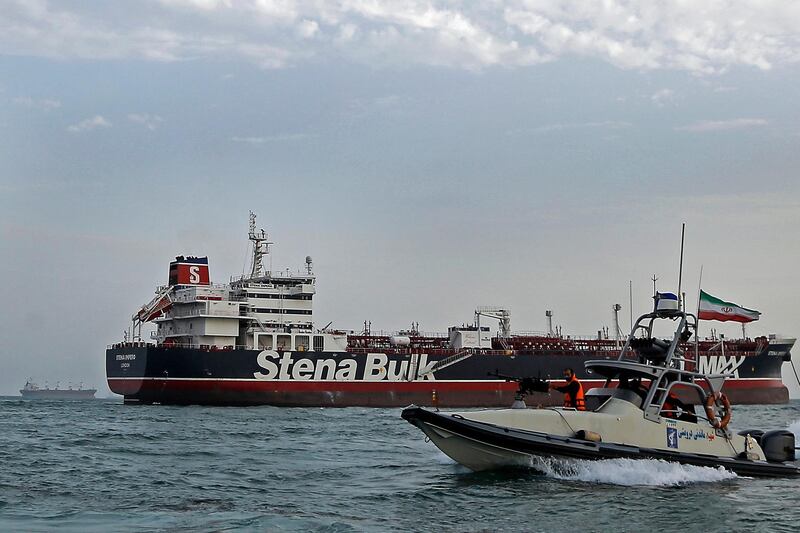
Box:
106;343;791;407
401;406;800;477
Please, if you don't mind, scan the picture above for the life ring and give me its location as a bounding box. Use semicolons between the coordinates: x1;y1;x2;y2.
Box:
704;392;731;429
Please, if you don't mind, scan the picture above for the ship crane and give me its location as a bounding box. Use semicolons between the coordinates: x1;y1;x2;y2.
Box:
612;303;623;347
475;307;511;349
130;284;173;342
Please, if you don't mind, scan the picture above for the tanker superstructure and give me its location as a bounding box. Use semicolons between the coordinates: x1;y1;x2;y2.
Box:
106;214;795;407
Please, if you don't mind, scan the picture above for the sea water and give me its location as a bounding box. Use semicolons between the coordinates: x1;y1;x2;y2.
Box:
1;398;799;532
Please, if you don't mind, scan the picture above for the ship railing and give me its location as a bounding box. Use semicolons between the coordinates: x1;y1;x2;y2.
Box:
168;307;241;318
348;330;450;338
230;271;315;284
161;282;231;292
418;348;476;377
510;330;553;337
108;341;157;349
108;341;252;351
108;341;333;351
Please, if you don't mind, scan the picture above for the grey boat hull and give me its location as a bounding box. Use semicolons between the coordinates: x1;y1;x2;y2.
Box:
401;406;800;477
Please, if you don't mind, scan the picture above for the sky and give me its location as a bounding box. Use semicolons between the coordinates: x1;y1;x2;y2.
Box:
1;0;799;397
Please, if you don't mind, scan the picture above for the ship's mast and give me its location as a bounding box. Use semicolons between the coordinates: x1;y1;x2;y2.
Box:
248;211;273;279
612;303;622;347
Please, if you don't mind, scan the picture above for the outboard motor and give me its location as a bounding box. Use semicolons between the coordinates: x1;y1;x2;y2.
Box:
760;430;796;463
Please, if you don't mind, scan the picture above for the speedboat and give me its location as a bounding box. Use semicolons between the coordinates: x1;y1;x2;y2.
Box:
402;295;799;477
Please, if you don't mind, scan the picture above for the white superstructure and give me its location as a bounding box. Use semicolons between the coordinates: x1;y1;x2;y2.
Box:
133;212;347;352
154;284;244;348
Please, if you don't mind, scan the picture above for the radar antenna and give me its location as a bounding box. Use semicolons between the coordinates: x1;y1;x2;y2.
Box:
248;211;273;279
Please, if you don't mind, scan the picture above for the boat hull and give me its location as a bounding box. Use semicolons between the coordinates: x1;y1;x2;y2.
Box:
106;344;790;406
401;406;800;477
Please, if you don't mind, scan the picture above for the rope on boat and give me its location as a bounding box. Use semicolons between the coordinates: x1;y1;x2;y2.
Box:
790;358;800;388
547;407;578;434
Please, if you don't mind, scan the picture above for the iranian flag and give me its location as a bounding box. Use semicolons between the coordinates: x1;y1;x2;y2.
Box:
698;290;761;323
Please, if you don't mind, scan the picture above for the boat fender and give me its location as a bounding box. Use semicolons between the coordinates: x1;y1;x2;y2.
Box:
576;430;602;443
760;430;796;463
704;392;731;429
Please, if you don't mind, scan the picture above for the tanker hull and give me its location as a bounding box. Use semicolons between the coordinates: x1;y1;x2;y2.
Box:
106;344;790;407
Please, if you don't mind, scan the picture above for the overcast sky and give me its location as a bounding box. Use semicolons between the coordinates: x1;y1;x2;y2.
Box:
1;1;799;397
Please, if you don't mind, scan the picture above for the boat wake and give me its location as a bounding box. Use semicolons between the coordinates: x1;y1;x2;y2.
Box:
789;419;800;460
530;457;737;487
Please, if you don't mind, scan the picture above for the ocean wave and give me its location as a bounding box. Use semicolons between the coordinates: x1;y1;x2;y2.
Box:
531;457;737;486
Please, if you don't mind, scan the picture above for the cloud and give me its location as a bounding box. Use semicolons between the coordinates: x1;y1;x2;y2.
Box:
13;96;61;110
67;115;112;133
651;88;675;106
297;19;319;39
511;120;632;134
230;133;312;143
128;113;163;130
2;1;800;73
675;118;768;132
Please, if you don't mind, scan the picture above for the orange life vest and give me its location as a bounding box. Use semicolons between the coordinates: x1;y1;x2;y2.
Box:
662;394;678;418
564;375;586;411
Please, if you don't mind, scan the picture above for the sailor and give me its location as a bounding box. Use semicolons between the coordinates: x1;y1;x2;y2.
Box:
550;367;585;410
662;391;697;423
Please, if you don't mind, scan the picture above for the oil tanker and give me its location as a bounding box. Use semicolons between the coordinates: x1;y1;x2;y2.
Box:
106;213;795;407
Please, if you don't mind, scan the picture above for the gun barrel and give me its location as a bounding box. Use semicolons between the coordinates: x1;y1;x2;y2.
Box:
487;371;522;382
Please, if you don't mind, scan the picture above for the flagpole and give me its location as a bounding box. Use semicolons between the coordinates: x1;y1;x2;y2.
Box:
695;265;703;366
695;265;704;318
677;223;685;310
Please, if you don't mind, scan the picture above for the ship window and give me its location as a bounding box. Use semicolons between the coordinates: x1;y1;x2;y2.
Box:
313;335;324;352
257;335;274;350
295;335;309;352
277;335;291;351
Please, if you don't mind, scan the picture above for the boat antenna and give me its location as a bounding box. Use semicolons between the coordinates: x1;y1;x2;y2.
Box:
695;264;704;363
677;222;685;310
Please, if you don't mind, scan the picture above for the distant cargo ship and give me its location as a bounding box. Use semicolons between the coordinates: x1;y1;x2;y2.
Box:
106;213;795;407
20;380;97;400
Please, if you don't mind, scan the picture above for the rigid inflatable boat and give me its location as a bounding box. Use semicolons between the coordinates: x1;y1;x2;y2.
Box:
402;297;799;477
